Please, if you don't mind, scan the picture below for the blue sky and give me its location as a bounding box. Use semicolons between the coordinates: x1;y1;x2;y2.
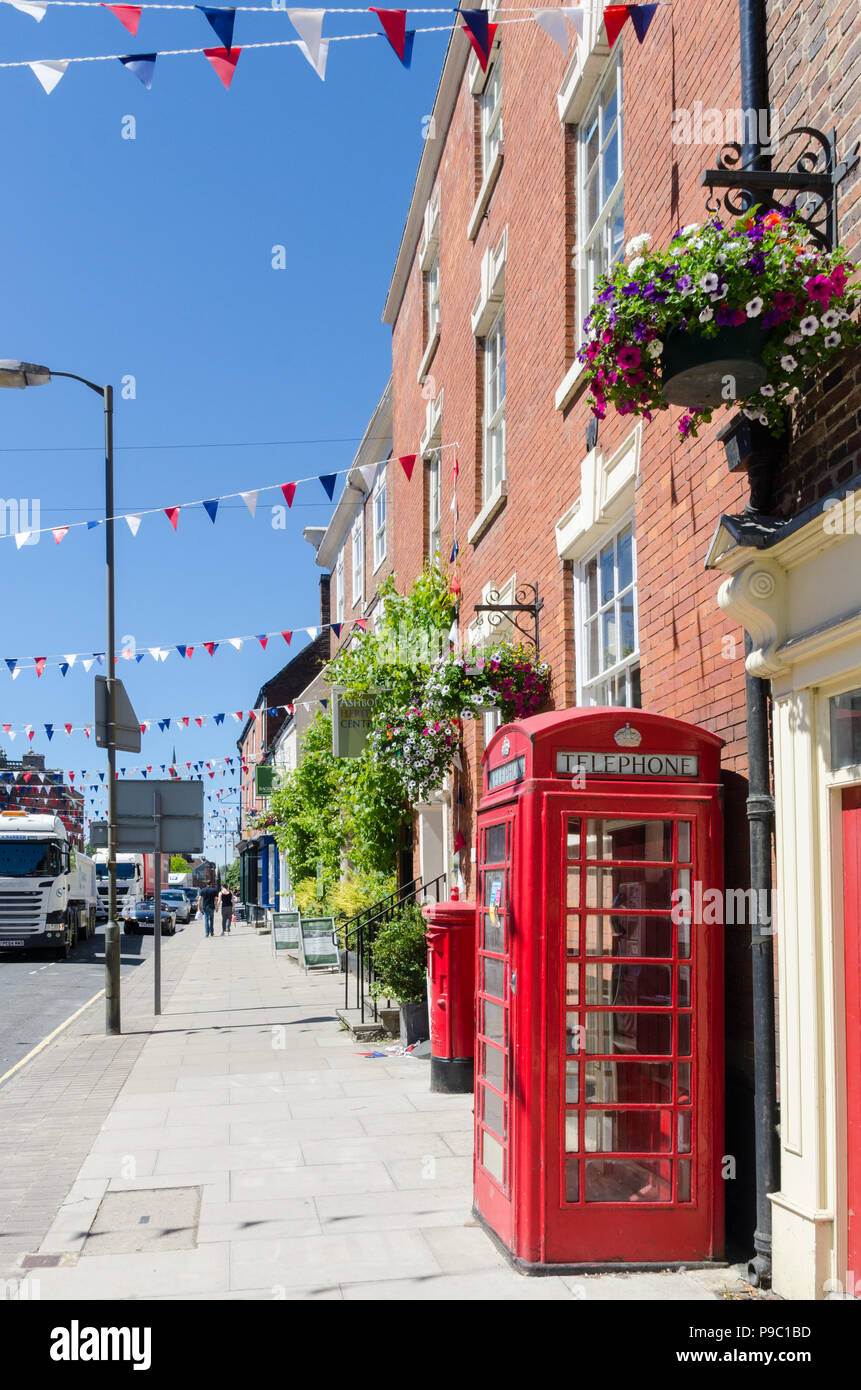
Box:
0;4;446;858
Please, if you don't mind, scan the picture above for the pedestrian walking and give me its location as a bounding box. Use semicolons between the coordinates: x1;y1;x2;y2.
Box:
198;883;218;938
218;886;234;935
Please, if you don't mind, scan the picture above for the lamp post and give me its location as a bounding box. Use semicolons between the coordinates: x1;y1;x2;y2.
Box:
0;360;121;1035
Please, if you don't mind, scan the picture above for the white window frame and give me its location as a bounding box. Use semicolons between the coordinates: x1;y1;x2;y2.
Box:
351;510;364;608
426;251;440;343
575;514;640;708
335;549;345;624
428;453;442;561
576;48;624;347
483;303;506;502
481;56;503;178
373;471;387;572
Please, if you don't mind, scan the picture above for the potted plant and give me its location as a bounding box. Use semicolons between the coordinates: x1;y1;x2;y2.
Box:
578;208;860;439
370;902;430;1045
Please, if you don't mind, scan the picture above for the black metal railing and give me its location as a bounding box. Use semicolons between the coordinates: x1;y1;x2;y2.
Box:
342;872;447;1024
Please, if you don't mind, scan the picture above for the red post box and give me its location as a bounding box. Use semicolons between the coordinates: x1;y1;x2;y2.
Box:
473;708;724;1271
423;895;476;1093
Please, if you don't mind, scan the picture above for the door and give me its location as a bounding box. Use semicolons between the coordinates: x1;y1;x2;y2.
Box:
841;788;861;1286
474;813;515;1244
547;804;720;1262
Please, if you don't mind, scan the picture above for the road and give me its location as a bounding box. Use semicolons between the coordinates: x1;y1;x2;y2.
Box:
0;923;187;1079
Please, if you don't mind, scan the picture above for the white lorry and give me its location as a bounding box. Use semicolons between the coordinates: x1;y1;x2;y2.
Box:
0;811;97;957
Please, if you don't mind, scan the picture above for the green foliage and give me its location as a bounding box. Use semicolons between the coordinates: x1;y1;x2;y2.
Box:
329;868;396;922
293;877;323;913
170;855;191;873
223;859;240;893
370;903;428;1004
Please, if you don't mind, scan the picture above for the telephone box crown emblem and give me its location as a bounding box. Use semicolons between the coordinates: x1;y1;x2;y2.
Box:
501;736;510;757
614;722;642;748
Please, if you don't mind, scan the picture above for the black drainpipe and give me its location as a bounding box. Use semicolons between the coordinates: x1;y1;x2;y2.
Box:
738;0;780;1287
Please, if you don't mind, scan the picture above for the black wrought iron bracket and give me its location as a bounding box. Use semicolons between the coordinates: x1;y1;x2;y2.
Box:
474;581;544;654
702;126;860;251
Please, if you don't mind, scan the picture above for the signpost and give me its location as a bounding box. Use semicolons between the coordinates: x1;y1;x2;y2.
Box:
331;689;375;759
90;779;203;1020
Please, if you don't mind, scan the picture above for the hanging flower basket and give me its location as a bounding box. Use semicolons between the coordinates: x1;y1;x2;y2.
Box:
660;321;770;409
578;210;861;439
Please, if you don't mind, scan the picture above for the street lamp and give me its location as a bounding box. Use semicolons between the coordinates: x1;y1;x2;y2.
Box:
0;360;120;1035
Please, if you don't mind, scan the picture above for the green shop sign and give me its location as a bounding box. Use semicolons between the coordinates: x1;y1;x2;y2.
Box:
332;688;375;759
254;765;275;796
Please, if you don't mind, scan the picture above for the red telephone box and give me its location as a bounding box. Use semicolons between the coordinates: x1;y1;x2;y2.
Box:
473;708;724;1270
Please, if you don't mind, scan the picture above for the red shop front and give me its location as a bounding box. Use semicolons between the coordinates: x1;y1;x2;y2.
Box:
473;708;724;1271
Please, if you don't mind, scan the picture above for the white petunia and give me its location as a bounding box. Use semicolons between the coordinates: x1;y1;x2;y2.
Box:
700;273;719;292
756;412;769;425
780;355;798;371
785;332;802;345
716;253;728;265
682;223;700;237
646;339;663;358
699;307;714;323
626;233;652;257
710;285;728;302
628;257;645;274
760;384;775;397
799;316;819;336
746;297;764;317
824;332;842;348
742;407;758;419
821;310;840;328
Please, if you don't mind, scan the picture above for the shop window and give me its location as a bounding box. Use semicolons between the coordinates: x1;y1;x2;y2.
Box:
830;688;861;770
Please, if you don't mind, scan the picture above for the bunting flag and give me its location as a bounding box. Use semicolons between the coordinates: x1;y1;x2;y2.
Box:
125;513;143;536
319;474;337;500
196;4;235;51
9;0;47;19
164;506;180;530
398;454;417;481
29;58;67;92
202;498;219;523
532;7;570;54
628;3;658;41
461;9;497;71
52;526;69;545
369;8;414;66
101;4;141;35
288;7;328;79
561;6;585;39
204;46;241;87
357;462;378;492
602;5;630;46
281;630;292;644
281;482;296;508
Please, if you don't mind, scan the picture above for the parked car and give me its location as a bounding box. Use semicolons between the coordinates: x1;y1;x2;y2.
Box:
182;887;199;912
124;899;176;935
162;889;192;924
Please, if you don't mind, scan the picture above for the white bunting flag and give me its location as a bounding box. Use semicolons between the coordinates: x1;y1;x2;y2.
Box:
453;749;463;772
562;7;585;40
9;0;48;20
64;654;77;668
306;626;318;640
82;658;94;673
148;647;161;661
298;37;329;80
11;669;20;681
241;490;258;518
14;531;32;548
288;9;328;79
532;7;571;53
125;513;143;537
7;730;15;739
228;637;243;651
358;463;378;493
30;59;69;93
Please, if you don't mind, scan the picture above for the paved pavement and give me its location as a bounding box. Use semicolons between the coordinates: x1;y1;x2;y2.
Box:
0;920;750;1300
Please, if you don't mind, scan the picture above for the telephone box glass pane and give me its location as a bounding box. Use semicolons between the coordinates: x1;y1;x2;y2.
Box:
586;865;674;909
678;1111;692;1153
678;1159;692;1201
678;1014;692;1056
677;822;692;863
565;1159;579;1202
566;963;579;1005
586;819;674;862
567;867;581;908
584;1110;673;1153
585;962;672;1006
678;965;691;1007
566;1012;583;1054
483;957;505;1000
483;1000;505;1044
585;1012;673;1055
483;913;505;953
585;913;674;957
677;919;691;958
567;819;581;859
677;1061;691;1102
566;914;580;954
565;1113;579;1152
483;1085;505;1139
566;1061;579;1102
484;823;507;865
481;1130;505;1185
483;1042;505;1091
585;1158;672;1203
483;873;505;908
584;1059;673;1104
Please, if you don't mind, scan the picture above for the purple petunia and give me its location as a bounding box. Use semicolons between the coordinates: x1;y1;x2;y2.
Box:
676;275;693;291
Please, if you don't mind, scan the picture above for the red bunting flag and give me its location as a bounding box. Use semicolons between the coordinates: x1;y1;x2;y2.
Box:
204;47;241;89
281;630;292;645
461;13;498;71
164;506;180;530
453;829;466;852
399;454;417;481
64;724;72;735
248;710;257;722
234;712;243;721
204;641;216;656
181;717;190;728
34;657;47;677
369;7;407;60
354;617;368;632
101;4;142;36
196;718;204;727
281;482;297;508
258;636;269;650
53;526;69;545
603;5;630;46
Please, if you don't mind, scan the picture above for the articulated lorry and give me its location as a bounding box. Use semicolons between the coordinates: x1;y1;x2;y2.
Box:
0;811;97;957
92;850;167;921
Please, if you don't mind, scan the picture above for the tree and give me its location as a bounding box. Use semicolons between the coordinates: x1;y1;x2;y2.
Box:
170;855;191;873
223;859;240;893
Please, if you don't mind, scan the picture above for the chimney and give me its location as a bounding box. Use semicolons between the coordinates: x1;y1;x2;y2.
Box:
319;571;331;629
